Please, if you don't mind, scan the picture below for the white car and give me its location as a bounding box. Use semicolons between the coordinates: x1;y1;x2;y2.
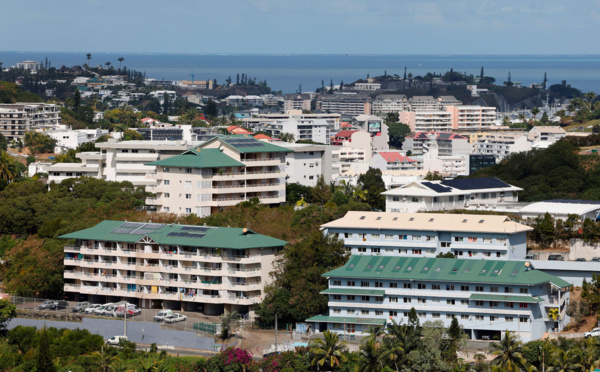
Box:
154;309;173;322
85;304;101;314
94;303;113;316
164;313;187;323
106;335;128;345
585;327;600;338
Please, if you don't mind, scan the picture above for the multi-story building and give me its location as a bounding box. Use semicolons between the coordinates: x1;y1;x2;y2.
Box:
399;110;453;132
0;103;61;141
283;93;312;112
468;154;496;175
321;211;531;260
283;143;333;186
266;118;329;144
371;94;408;115
41;126;108;153
61;220;287;316
307;254;569;341
317;94;372;117
146;136;289;216
403;132;471;156
242;111;340;138
408;96;439;110
446;105;497;130
47;139;196;186
382;177;522;213
474;133;530;161
369;152;422;171
528;126;567;149
354;83;381;91
17;60;42;71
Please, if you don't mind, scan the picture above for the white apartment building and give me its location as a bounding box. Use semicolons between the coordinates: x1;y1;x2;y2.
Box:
408;96;439;110
243;111;340;135
42;126;108;153
474;133;530;161
382;177;522;213
47;139;196;186
17;60;42;71
446;105;497;130
146;136;289;216
317;94;371;117
354;82;381;91
369;152;423;172
528;126;567;149
422;155;469;177
399;110;453;132
283;93;312;112
266;118;329;144
0;103;61;141
371;94;408;115
150;91;176;103
61;220;287;316
403;132;472;156
283;143;333;186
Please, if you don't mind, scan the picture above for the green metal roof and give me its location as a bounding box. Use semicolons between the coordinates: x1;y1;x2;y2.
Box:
215;135;291;154
469;294;545;303
306;315;386;326
320;288;385;296
146;148;244;168
323;255;571;288
59;220;287;249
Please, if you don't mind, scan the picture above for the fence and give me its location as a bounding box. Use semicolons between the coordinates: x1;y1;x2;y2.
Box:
193;322;220;335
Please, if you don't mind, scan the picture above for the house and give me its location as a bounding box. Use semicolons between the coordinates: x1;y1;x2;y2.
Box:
369;152;422;171
61;220;287;317
382;177;522;213
227;126;253;135
307;254;569;341
474;133;530;161
145;135;290;216
518;200;600;221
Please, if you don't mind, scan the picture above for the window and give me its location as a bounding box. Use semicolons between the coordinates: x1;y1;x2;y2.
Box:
441;242;451;248
361;310;369;315
389;311;398;317
519;303;528;308
520;317;528;323
185;180;192;187
446;314;454;319
412;249;422;254
461;314;469;320
461;300;469;305
375;296;383;302
185;194;192;199
482;237;492;243
392;196;400;202
375;281;383;288
475;301;484;306
417;298;426;304
475;315;484;321
505;302;514;308
475;286;484;292
389;297;398;303
164;167;170;172
185;208;191;213
432;313;441;319
344;233;350;238
333;295;341;300
361;281;370;287
164;207;170;212
468;237;477;242
347;281;355;287
371;247;380;253
385;234;394;240
432;298;440;303
333;309;341;314
432;284;441;290
506;316;514;322
389;283;398;288
404;283;412;289
426;236;435;241
519;288;528;294
358;247;367;253
461;285;469;291
490;301;499;308
185;168;192;174
413;235;421;241
371;234;381;240
362;296;370;302
484;252;491;257
497;238;506;245
447;299;455;305
418;283;426;290
333;280;341;286
446;285;455;291
490;316;497;321
399;234;408;240
375;310;383;316
400;249;408;254
418;312;426;318
347;295;355;301
505;287;513;293
164;193;170;198
404;297;412;303
490;287;499;293
454;236;464;242
411;197;419;202
164;180;170;186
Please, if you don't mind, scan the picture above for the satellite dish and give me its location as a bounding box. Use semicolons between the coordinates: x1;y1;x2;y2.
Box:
219;146;225;152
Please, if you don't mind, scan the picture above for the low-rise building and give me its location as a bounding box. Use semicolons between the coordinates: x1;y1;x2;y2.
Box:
528;126;567;149
317;94;372;117
474;133;530;161
403;132;471;156
382;177;522;213
354;82;381;91
17;60;42;71
61;220;287;316
43;127;108;153
369;152;422;171
266;118;329;144
307;253;569;341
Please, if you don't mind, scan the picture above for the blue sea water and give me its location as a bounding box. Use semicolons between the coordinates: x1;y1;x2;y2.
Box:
1;52;599;94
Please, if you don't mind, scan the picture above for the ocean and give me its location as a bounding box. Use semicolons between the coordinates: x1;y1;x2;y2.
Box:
1;52;599;94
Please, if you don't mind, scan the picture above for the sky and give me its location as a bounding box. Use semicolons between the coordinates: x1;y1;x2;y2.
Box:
1;0;600;55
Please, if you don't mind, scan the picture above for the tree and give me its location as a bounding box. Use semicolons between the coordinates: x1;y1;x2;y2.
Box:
122;129;144;141
220;310;242;340
480;66;484;82
311;175;332;205
531;107;540;120
86;53;92;67
548;349;582;372
205;99;217;117
387;122;411;149
0;151;16;182
24;131;57;155
490;331;528;371
310;330;348;370
0;299;16;329
357;168;386;211
35;327;56;372
357;337;383;372
117;57;125;69
91;344;120;372
0;133;7;151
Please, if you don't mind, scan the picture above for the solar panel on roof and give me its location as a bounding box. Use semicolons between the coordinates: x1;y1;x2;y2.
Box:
135;229;155;235
422;182;452;193
121;222;144;228
111;228;133;234
181;226;212;232
441;177;510;190
144;224;166;230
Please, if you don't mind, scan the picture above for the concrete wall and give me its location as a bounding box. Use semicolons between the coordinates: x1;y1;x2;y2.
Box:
7;317;214;350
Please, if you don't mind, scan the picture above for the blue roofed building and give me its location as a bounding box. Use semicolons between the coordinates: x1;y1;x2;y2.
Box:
382;177;522;213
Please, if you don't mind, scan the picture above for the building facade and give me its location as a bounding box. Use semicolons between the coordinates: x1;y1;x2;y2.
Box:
283;93;312;112
399;110;453;132
446;105;497;130
369;152;422;171
403;132;472;156
61;220;287;316
0;103;61;141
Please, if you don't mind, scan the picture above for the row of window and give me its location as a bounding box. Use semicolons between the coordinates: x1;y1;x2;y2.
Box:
354;247;506;258
331;295;529;308
331;309;529;323
342;233;506;245
332;280;529;293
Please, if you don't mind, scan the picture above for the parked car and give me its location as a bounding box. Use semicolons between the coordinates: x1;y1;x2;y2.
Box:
72;302;91;313
53;300;69;310
114;304;141;318
101;304;117;317
591;257;600;262
164;313;187;324
106;335;128;345
94;304;112;315
585;327;600;338
39;301;56;310
548;255;564;261
154;309;173;322
85;304;101;314
575;258;587;262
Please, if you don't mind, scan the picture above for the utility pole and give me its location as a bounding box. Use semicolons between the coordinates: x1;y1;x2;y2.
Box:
275;313;278;352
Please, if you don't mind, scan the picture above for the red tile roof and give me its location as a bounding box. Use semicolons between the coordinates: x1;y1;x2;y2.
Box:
253;134;274;140
377;152;417;163
227;126;253;135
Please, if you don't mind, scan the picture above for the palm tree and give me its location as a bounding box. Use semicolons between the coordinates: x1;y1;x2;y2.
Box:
531;107;540;120
0;151;15;182
118;57;125;69
86;53;92;67
490;331;528;371
105;61;111;69
548;349;582;372
579;337;600;372
310;330;348;370
356;337;383;372
220;310;242;340
90;344;120;372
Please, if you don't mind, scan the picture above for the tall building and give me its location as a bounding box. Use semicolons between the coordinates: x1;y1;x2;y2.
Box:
0;103;61;141
445;105;497;130
403;132;471;156
398;110;453;132
61;220;287;316
146;136;289;216
283;93;312;112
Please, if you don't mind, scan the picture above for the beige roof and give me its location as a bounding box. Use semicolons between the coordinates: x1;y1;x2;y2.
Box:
530;126;566;134
322;211;532;234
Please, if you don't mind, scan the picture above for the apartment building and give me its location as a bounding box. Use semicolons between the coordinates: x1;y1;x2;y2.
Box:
47;139;195;186
0;103;61;141
474;133;530;161
283;143;333;186
307;255;569;341
446;105;497;130
146;136;289;216
369;152;422;172
403;132;471;156
382;177;522;213
399;110;453;132
266;118;329;144
317;94;372;117
528;126;567;149
61;220;287;316
242;111;340;136
371;94;408;115
354;82;381;91
17;60;42;71
408;96;439;110
42;126;108;153
283;93;312;112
